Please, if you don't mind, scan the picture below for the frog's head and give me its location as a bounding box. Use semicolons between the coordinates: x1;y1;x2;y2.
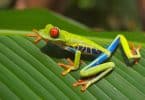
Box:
38;24;66;42
27;24;67;44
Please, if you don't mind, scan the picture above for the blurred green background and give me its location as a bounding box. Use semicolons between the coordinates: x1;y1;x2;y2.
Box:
0;0;144;31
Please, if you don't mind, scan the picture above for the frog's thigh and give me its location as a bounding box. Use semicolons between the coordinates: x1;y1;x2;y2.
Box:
80;62;115;77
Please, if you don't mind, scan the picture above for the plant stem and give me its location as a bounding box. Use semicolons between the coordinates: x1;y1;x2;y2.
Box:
0;30;31;36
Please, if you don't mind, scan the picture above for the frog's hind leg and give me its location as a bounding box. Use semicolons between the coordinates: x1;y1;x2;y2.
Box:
119;35;141;64
73;35;120;92
106;34;141;64
73;62;115;92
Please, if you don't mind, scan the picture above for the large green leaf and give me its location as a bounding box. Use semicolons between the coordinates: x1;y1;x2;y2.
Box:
0;9;145;100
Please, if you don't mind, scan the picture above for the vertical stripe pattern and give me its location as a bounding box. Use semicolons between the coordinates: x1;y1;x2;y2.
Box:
74;46;101;55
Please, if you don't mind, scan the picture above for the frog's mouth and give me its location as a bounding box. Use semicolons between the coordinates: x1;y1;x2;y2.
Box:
25;29;48;44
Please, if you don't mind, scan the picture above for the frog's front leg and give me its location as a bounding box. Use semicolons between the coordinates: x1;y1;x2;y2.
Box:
26;29;48;43
58;47;81;75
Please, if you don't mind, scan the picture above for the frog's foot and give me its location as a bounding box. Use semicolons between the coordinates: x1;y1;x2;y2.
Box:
58;58;75;76
130;43;141;64
80;60;86;65
73;79;91;92
26;29;42;44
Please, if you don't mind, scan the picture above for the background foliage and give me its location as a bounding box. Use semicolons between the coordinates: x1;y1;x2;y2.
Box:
0;0;142;30
65;0;141;30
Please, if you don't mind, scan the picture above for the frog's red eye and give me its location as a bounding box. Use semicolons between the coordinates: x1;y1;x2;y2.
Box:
50;27;59;38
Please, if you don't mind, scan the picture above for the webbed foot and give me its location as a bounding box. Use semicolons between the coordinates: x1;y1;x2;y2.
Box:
26;29;48;44
58;58;75;75
73;79;91;92
130;43;141;64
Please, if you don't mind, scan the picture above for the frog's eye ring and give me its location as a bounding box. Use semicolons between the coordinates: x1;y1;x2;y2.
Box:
50;27;59;38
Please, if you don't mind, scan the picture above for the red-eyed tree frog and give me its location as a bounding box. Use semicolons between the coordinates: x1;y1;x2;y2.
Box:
26;24;141;92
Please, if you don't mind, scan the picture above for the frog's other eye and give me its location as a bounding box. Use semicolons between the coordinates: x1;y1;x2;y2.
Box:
50;27;59;38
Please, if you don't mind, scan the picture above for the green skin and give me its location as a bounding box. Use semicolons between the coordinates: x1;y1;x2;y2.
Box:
30;24;141;92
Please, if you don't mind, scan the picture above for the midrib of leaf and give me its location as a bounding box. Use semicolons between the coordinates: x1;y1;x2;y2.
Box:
0;29;144;45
